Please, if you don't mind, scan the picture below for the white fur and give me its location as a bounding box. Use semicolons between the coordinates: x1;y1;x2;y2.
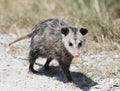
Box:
62;28;86;57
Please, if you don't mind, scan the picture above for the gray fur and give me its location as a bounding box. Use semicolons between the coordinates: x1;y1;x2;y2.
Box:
27;18;88;82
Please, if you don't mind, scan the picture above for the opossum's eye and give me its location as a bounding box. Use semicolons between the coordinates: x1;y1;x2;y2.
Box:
78;42;82;47
80;28;88;35
69;42;73;47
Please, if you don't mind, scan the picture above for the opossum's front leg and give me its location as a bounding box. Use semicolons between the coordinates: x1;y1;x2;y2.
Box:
58;60;73;82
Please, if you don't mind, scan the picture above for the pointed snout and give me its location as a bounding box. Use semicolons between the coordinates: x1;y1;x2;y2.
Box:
73;49;80;58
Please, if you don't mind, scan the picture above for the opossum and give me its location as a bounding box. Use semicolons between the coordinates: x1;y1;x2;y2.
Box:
9;18;88;82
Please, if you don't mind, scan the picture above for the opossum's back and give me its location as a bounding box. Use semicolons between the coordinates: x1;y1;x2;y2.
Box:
30;18;67;49
31;18;68;36
40;18;68;28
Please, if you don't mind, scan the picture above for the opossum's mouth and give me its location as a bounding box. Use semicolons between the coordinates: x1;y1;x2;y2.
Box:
74;55;80;58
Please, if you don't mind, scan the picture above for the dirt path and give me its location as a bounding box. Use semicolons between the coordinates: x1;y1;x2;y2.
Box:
0;34;120;91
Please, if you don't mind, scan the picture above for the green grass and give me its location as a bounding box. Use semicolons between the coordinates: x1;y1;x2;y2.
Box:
0;0;120;52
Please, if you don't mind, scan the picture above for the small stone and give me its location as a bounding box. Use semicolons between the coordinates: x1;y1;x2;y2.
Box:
110;87;120;91
113;55;120;59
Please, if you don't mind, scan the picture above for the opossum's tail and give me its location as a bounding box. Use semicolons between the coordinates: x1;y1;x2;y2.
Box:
8;33;32;46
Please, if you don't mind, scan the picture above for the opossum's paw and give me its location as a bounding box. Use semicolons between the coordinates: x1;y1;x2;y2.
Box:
28;68;39;74
65;81;75;86
65;78;74;83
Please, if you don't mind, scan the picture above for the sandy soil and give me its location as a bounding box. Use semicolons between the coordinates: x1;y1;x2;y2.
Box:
0;34;120;91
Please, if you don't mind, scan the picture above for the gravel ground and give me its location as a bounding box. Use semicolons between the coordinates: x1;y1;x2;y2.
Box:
0;34;120;91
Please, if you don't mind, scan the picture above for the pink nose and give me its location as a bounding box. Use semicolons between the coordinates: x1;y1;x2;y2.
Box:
74;54;80;57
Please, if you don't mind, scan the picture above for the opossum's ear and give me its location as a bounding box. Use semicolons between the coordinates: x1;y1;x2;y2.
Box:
61;27;69;36
80;28;88;36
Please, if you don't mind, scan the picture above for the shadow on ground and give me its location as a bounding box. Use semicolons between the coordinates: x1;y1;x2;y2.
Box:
35;63;97;91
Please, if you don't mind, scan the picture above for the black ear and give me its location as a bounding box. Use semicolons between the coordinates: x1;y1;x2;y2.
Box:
61;27;69;36
80;28;88;35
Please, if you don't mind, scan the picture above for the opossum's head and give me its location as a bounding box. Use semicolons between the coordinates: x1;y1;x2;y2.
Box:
61;27;88;58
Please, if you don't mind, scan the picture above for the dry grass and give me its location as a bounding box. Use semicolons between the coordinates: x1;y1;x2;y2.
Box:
0;0;120;52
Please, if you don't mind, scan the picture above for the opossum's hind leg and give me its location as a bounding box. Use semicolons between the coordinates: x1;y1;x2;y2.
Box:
28;50;39;74
44;58;53;70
